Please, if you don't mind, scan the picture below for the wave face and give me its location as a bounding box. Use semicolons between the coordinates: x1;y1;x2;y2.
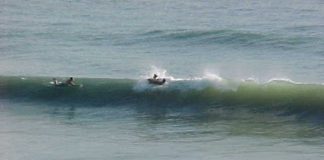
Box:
1;76;323;115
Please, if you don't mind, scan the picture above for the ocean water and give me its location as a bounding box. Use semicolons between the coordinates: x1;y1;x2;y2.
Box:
1;0;324;159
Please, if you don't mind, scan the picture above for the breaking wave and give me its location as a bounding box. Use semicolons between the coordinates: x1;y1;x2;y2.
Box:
0;76;323;116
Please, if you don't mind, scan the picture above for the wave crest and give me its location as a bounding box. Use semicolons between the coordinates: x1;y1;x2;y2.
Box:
127;29;322;49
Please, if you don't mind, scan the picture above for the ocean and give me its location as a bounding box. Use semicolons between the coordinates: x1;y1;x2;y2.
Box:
1;0;324;159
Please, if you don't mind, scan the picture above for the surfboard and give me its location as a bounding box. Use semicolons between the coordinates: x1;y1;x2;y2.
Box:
53;83;83;88
147;78;166;85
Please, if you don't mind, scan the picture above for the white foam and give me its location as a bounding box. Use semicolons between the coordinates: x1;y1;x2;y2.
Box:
143;65;169;79
266;77;299;84
203;71;223;81
135;67;241;91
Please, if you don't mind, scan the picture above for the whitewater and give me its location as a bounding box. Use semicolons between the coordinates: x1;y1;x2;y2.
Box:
1;0;324;160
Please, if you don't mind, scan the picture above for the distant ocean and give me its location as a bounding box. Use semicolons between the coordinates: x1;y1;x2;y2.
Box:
1;0;324;160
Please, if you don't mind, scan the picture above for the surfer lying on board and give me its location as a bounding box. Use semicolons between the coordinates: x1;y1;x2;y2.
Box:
52;77;78;87
147;74;166;85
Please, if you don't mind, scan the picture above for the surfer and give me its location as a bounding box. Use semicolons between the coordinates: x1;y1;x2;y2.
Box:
148;74;166;85
65;77;76;86
52;78;59;85
153;74;158;80
52;77;81;87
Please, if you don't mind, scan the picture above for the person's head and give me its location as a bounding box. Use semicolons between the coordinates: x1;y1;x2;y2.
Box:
153;74;157;78
69;77;73;80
